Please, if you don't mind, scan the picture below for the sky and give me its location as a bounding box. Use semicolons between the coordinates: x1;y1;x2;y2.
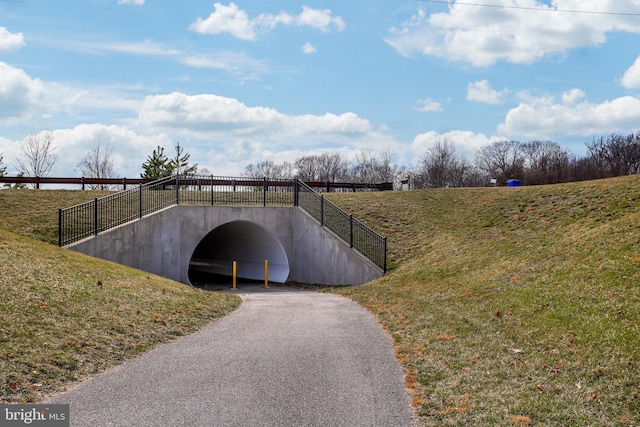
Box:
2;0;640;179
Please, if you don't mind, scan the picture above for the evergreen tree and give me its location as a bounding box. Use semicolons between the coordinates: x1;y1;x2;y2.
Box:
167;142;198;176
140;146;171;179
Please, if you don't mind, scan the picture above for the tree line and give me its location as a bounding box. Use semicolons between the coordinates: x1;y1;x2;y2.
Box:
2;131;640;189
243;150;399;185
242;133;640;189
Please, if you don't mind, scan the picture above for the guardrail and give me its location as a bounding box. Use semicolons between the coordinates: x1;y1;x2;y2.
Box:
1;176;152;189
0;176;393;191
58;175;387;273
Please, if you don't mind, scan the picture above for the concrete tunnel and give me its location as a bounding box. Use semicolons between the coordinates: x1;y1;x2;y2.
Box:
188;220;290;285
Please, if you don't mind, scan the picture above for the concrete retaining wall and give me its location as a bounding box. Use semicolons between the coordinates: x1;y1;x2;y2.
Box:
68;205;383;286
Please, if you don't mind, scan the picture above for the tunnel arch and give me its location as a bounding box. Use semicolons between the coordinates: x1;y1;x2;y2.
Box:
188;220;290;285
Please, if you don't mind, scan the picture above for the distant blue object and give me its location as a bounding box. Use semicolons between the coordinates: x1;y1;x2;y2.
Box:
507;179;521;187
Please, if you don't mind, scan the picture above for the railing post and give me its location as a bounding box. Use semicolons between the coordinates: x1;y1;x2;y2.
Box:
94;198;98;236
293;178;299;207
349;215;354;248
58;208;62;247
175;175;180;205
139;184;143;218
320;195;324;226
211;175;214;206
263;177;267;207
383;237;387;274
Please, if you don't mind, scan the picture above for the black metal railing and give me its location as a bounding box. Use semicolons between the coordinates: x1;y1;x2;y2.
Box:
59;175;386;272
295;180;386;272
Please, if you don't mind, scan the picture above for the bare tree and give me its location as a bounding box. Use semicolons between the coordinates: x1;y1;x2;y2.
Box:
0;154;6;177
521;140;569;185
376;149;400;183
413;140;483;188
14;131;58;180
350;150;377;183
474;140;524;186
244;160;293;179
420;139;458;188
317;153;349;182
294;155;320;181
586;133;640;178
77;138;119;190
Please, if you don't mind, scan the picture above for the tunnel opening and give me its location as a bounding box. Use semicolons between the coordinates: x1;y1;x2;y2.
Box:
188;220;290;287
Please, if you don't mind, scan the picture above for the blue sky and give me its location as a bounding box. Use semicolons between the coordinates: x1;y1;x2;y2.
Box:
2;0;640;178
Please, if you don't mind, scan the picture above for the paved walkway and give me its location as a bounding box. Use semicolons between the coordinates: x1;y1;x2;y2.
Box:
48;285;415;426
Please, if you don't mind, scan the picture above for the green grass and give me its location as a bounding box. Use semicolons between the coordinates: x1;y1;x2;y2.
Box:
322;176;640;426
0;190;113;244
0;190;241;403
2;180;640;425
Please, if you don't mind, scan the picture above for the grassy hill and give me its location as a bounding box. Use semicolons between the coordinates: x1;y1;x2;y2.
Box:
1;179;639;425
323;176;640;426
0;190;241;403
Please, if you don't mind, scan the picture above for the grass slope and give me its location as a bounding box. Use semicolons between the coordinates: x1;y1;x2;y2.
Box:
324;176;640;426
0;190;241;403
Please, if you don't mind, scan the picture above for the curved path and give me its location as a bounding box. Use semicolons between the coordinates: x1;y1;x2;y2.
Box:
48;285;415;426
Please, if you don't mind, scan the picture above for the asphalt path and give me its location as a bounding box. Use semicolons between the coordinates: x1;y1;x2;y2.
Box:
47;285;415;426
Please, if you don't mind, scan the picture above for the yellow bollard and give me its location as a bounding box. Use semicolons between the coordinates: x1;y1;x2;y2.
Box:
264;259;269;288
232;261;237;289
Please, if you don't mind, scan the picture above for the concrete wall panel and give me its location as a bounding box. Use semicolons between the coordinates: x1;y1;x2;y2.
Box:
68;205;383;286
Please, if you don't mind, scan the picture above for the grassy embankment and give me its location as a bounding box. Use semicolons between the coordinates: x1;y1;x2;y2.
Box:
321;176;640;426
1;178;639;425
0;190;241;403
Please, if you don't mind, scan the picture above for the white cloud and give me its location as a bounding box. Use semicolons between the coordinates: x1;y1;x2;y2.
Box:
411;130;506;160
189;3;345;40
61;39;181;57
302;43;317;54
467;80;508;105
95;40;181;56
561;88;586;105
414;98;443;112
132;92;399;174
117;0;145;4
136;92;374;140
0;62;46;121
190;3;256;40
386;1;640;66
621;56;640;89
0;62;145;129
0;27;25;52
296;6;346;32
60;39;271;80
48;124;167;177
498;90;640;138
